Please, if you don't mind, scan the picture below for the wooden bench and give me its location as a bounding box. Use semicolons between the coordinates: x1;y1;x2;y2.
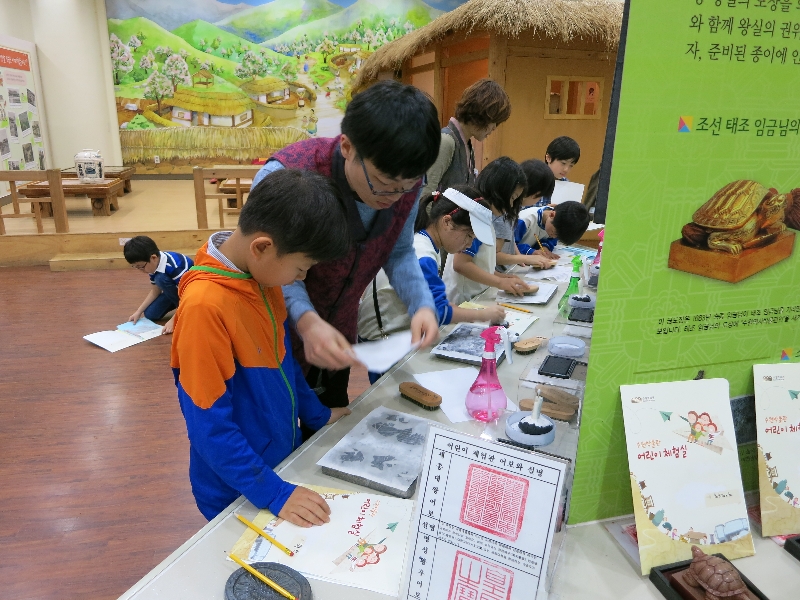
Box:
61;166;136;194
18;178;125;217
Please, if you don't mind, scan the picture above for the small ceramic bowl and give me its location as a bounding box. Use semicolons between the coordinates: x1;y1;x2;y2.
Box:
505;411;555;446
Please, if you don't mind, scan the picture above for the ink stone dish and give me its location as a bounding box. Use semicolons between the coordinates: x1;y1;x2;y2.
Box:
225;562;312;600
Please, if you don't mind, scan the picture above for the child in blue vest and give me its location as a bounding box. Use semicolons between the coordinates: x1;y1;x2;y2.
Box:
124;235;193;334
535;136;581;207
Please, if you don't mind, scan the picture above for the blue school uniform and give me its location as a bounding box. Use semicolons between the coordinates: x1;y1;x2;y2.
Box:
145;251;194;321
516;207;558;255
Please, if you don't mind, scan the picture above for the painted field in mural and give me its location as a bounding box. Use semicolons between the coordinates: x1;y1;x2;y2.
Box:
105;0;462;172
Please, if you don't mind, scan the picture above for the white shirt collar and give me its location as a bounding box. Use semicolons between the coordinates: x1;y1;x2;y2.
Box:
155;251;168;274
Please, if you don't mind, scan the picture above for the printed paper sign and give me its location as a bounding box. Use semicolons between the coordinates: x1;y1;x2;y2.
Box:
620;378;754;575
754;363;800;537
400;426;567;600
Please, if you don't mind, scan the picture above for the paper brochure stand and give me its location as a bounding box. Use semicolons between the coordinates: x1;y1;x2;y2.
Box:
619;379;754;575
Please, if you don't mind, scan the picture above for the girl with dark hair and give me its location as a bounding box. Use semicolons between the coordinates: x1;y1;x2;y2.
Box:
358;186;506;381
443;158;553;305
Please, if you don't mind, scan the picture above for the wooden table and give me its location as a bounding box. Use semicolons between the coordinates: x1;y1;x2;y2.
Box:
18;178;125;216
218;177;253;208
61;166;136;193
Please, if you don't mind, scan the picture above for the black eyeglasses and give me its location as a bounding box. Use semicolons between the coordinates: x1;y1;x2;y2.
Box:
359;158;426;196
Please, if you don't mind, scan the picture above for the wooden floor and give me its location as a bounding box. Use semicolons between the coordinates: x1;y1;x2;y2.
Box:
0;266;369;599
0;179;229;235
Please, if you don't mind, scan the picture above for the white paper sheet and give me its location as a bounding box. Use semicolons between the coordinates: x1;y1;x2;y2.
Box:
83;330;142;353
497;283;558;305
488;311;538;336
232;492;414;597
353;331;415;373
414;367;517;423
550;180;585;204
525;265;572;283
84;318;164;352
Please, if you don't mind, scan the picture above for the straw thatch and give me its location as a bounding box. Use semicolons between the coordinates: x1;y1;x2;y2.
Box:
164;87;256;116
353;0;623;88
240;78;318;101
239;76;287;95
119;126;309;163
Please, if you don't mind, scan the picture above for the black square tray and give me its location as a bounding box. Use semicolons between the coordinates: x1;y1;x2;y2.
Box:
649;553;768;600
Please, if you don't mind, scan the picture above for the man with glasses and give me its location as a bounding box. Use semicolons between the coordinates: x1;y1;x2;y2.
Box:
252;80;442;422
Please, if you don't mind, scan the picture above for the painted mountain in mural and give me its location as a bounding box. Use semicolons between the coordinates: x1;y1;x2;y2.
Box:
215;0;344;43
264;0;442;47
106;0;251;32
172;19;286;60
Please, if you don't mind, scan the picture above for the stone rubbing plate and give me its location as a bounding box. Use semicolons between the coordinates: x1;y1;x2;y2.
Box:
225;562;313;600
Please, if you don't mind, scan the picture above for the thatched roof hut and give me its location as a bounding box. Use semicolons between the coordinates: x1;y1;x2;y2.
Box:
240;77;318;102
240;76;287;96
352;0;623;185
354;0;622;88
164;88;256;116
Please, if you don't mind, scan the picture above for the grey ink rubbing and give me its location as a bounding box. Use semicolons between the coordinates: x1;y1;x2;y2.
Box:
435;324;487;356
341;449;364;462
371;455;395;470
316;406;433;497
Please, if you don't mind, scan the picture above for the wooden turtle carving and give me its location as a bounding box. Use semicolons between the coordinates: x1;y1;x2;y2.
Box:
683;546;749;600
681;180;789;255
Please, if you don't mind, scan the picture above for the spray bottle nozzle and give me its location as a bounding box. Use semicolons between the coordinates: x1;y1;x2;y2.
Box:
479;326;513;364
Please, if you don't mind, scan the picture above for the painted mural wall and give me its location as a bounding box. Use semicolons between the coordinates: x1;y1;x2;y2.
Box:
104;0;469;173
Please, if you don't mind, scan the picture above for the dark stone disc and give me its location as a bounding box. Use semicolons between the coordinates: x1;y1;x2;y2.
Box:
224;562;313;600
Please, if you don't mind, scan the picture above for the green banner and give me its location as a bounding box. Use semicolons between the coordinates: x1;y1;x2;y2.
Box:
571;0;800;523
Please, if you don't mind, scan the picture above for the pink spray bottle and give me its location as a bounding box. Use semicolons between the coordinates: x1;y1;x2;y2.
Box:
465;326;513;422
592;228;604;266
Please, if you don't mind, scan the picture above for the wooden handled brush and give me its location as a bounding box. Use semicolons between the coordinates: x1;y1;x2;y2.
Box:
399;382;442;410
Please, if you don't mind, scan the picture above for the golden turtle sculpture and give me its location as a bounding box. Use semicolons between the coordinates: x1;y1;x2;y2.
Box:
681;180;789;254
683;546;749;600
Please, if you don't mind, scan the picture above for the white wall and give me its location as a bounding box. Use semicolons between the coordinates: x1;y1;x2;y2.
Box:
0;0;35;41
2;1;122;168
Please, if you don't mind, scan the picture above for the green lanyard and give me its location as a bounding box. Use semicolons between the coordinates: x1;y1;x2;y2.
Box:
189;265;298;447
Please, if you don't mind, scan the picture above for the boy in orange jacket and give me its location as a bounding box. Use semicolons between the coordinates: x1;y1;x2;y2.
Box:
171;169;352;524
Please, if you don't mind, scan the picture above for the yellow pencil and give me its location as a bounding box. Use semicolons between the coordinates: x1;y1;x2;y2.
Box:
228;553;296;600
236;513;295;557
499;303;533;314
533;232;544;251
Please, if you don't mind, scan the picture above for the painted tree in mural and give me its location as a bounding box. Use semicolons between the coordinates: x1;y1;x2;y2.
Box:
143;69;173;115
363;29;376;51
280;61;297;85
316;37;336;63
128;34;142;52
154;46;172;60
109;34;134;85
235;50;267;80
139;51;154;73
163;54;191;91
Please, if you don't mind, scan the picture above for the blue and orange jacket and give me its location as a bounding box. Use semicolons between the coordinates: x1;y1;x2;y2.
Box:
170;243;331;520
